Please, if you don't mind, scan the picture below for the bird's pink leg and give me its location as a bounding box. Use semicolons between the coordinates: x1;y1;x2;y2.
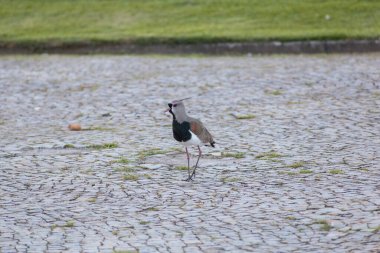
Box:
190;146;202;179
185;147;190;178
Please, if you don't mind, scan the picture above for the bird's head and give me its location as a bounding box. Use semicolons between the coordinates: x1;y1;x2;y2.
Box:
165;97;191;118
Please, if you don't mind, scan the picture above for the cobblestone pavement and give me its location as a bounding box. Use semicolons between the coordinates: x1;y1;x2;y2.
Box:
0;54;379;253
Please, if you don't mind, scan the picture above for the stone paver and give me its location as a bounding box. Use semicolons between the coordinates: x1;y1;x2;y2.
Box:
0;54;379;252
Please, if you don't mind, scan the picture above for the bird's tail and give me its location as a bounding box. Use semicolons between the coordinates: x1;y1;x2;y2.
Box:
210;141;215;147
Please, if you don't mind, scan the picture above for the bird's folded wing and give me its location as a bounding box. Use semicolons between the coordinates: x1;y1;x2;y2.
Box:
190;119;214;144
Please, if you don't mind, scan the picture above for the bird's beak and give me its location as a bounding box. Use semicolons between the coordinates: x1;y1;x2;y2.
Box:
165;103;173;113
164;103;173;113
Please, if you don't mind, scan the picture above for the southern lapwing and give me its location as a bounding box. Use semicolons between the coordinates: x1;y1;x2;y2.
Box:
166;98;215;181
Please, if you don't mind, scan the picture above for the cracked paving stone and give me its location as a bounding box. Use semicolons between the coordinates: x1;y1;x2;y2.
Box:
0;54;380;252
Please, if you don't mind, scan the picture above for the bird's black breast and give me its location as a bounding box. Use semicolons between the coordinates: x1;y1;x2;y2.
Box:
172;119;192;142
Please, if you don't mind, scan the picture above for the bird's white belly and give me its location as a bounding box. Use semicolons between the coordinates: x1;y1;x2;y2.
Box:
181;131;202;147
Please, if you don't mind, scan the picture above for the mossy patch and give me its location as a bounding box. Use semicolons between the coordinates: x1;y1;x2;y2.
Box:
287;161;305;168
170;147;183;153
314;220;332;231
87;197;97;203
123;174;139;181
143;174;152;179
221;152;245;159
51;221;76;229
299;169;313;174
256;151;283;160
82;169;94;175
265;89;283;95
231;114;256;120
86;142;118;150
287;101;303;105
174;166;189;171
138;148;167;159
112;158;130;164
63;144;75;149
329;169;344;174
63;220;75;228
116;166;134;173
140;207;159;212
221;177;240;183
139;221;150;225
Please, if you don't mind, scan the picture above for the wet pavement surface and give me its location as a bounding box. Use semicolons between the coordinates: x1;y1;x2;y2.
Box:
0;54;379;252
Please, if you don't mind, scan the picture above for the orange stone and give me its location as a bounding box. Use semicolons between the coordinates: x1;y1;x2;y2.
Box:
68;123;81;131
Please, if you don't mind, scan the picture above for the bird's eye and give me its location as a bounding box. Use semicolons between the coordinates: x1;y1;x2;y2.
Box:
173;104;177;107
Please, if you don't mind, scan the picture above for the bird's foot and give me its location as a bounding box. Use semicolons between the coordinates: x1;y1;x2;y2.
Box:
183;175;194;182
190;167;197;179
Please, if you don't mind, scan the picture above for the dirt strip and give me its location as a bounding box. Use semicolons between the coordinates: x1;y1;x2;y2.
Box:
1;39;380;55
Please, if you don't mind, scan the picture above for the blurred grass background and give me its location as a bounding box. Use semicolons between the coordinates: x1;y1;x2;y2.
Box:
0;0;379;45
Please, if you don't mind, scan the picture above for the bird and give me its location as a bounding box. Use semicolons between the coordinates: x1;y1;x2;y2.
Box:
165;98;215;181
